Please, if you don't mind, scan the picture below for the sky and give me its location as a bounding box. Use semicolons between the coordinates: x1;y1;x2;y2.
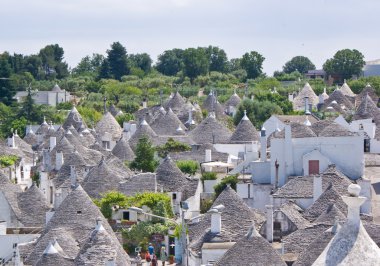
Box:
0;0;379;75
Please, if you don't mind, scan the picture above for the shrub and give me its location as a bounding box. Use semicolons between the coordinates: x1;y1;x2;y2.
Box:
130;137;158;172
214;174;238;198
201;172;217;181
156;138;191;158
176;160;199;175
0;155;19;168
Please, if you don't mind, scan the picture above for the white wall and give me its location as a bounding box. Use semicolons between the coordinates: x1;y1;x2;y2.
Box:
251;161;271;184
201;248;230;265
0;234;39;259
0;192;13;226
271;135;364;186
203;180;218;193
272;197;313;210
263;116;284;138
350;119;376;139
302;149;331;176
185;179;203;220
237;183;272;212
213;143;259;159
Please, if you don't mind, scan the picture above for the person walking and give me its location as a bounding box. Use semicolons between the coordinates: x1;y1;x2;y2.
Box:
160;246;167;266
148;243;154;256
151;254;158;266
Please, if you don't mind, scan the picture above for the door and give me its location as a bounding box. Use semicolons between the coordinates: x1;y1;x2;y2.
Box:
309;160;319;175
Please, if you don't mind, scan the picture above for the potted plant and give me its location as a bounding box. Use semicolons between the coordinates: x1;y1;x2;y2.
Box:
169;255;175;264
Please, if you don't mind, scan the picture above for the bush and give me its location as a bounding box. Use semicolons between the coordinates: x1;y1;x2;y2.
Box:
176;160;199;175
0;155;19;167
130;137;158;172
214;174;238;198
201;172;217;181
156;138;191;158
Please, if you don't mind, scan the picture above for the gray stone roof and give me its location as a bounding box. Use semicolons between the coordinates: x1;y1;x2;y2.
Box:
275;114;319;125
112;136;135;161
279;201;311;230
109;104;121;117
229;113;259;143
64;132;103;165
318;122;358;137
164;91;186;113
36;120;50;135
224;92;241;108
309;120;334;136
128;120;158;150
340;82;356;97
119;173;156;196
151;108;187;136
74;221;129;266
189;115;232;144
82;157;128;198
78;130;96;148
282;224;331;255
25;185;130;265
155;156;190;193
323;88;355;111
168;143;229;163
275;122;317;138
35;248;74;266
354;93;380;122
23;131;38;147
62;107;87;131
303;185;348;221
314;203;346;225
95;112;123;141
188;186;265;255
356;84;379;107
273;165;352;199
292;83;319;110
215;224;286;266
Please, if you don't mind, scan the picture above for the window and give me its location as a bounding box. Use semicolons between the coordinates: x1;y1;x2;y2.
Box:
172;193;177;200
50;186;53;204
102;141;110;150
248;184;251;198
123;211;130;220
77;211;82;214
20;166;24;180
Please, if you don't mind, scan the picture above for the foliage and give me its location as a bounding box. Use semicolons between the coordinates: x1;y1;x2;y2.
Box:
77;106;102;127
31;172;40;186
128;53;152;74
240;51;265;79
234;99;283;128
94;191;128;218
283;56;315;74
274;70;303;81
214;174;238;198
200;198;214;214
0;155;19;168
130;136;159;172
56;101;73;110
348;76;380;95
125;192;174;218
176;160;199;175
206;46;228;73
123;221;169;249
323;49;365;81
39;44;69;79
156;49;184;76
107;42;130;80
201;172;217;181
182;48;209;82
156;138;191;158
116;113;134;127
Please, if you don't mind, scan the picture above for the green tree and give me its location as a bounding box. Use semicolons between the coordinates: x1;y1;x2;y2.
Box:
323;49;365;81
156;49;184;76
214;175;238;198
283;56;315;74
98;59;111;79
94;191;128;219
156;137;191;158
24;55;43;79
205;46;228;73
234;99;283;128
20;86;35;121
240;51;265;79
39;44;69;79
107;42;130;80
182;48;209;82
73;53;105;76
0;54;14;104
130;136;158;172
129;53;152;74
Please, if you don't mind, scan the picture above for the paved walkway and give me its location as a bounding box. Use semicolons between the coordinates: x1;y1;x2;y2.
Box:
364;166;380;224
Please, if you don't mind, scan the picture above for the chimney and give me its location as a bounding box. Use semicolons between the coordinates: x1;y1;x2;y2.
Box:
319;94;325;104
0;221;6;235
265;205;273;242
142;98;147;108
343;184;366;227
304;96;311;115
55;152;64;171
209;209;222;234
205;149;212;172
45;210;55;225
288;93;294;102
260;127;267;161
8;133;16;148
70;165;77;188
95;218;105;231
130;123;137;136
49;136;56;151
43;149;51;172
313;175;323;202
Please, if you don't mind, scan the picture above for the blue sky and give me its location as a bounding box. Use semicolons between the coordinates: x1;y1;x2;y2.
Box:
0;0;379;74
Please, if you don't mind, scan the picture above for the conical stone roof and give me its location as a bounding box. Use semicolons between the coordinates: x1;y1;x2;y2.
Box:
323;88;354;111
215;224;286;266
229;112;259;143
62;107;87;131
340;81;356;97
164;91;186;112
356;84;379;107
224;92;241;108
293;83;319;111
95;112;122;141
112;136;135;161
129;119;158;150
189;115;232;144
151;108;186;136
155;156;189;192
354;93;380;122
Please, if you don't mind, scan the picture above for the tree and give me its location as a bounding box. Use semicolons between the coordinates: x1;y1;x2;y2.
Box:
205;46;228;73
240;51;265;79
156;49;184;76
283;56;315;74
39;44;69;79
73;53;105;76
323;49;365;81
130;136;158;172
234;99;283;128
214;175;238;198
182;48;209;82
98;59;111;79
128;53;152;74
0;55;13;104
20;86;35;121
107;42;130;80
